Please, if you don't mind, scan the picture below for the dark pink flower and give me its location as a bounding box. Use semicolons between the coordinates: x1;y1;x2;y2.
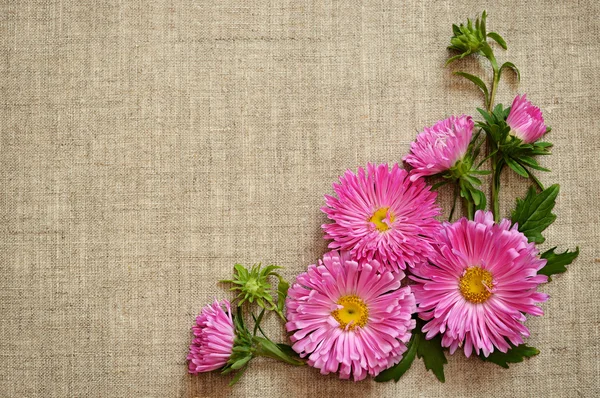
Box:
506;94;547;143
187;300;235;373
411;211;548;357
322;163;440;272
403;115;474;180
286;250;416;381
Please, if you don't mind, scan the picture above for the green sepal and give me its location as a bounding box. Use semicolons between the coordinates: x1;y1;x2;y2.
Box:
230;355;252;370
447;11;491;65
222;263;287;316
539;246;579;280
374;330;420;382
276;276;289;318
479;344;540;368
511;184;559;244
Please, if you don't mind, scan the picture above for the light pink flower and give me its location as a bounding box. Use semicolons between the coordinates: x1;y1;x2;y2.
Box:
187;300;235;373
403;115;474;181
286;250;416;381
506;94;547;143
322;163;440;272
411;211;548;357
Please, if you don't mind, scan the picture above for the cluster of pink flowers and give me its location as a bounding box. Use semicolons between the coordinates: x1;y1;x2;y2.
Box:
187;93;556;383
284;94;549;380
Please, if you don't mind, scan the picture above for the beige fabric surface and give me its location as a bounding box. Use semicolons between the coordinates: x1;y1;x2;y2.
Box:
1;0;599;397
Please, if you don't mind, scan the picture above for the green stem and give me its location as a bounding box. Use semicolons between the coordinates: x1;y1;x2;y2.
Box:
448;182;459;222
485;48;501;220
488;66;500;112
485;48;500;112
465;197;475;220
491;158;503;222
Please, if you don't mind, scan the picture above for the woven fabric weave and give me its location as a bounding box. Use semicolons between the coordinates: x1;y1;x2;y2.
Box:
1;1;599;396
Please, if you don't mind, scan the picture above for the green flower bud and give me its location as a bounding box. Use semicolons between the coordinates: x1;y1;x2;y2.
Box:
447;11;491;65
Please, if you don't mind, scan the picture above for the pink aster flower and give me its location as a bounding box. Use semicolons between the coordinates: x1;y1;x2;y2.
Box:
286;250;416;381
411;211;549;357
403;115;474;181
506;94;547;143
187;300;235;373
322;163;440;272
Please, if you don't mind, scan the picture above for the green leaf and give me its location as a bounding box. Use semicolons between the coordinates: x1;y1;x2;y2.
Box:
454;71;489;106
517;156;550;172
539;247;580;280
276;343;299;358
431;180;450;190
527;170;545;191
500;61;520;82
505;157;529;178
480;344;539;368
254;337;304;366
417;332;447;382
252;308;266;336
471;188;487;211
511;184;559;243
487;32;507;49
228;365;249;386
375;331;420;382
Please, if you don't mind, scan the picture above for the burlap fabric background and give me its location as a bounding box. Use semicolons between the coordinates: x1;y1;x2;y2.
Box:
2;0;599;397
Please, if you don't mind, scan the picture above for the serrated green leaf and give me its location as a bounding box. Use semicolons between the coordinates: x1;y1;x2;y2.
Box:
539;246;579;279
511;184;559;243
487;32;507;49
454;71;489;106
505;157;529;177
480;344;539;368
375;331;420;382
417;332;447;382
500;61;520;81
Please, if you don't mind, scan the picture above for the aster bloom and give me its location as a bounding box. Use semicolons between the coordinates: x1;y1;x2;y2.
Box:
286;250;416;381
322;163;440;272
506;94;547;143
411;211;549;357
188;300;235;373
403;115;475;181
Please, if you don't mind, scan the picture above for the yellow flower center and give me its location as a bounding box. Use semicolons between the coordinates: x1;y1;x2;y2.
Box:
331;295;369;330
369;207;395;232
459;267;493;304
